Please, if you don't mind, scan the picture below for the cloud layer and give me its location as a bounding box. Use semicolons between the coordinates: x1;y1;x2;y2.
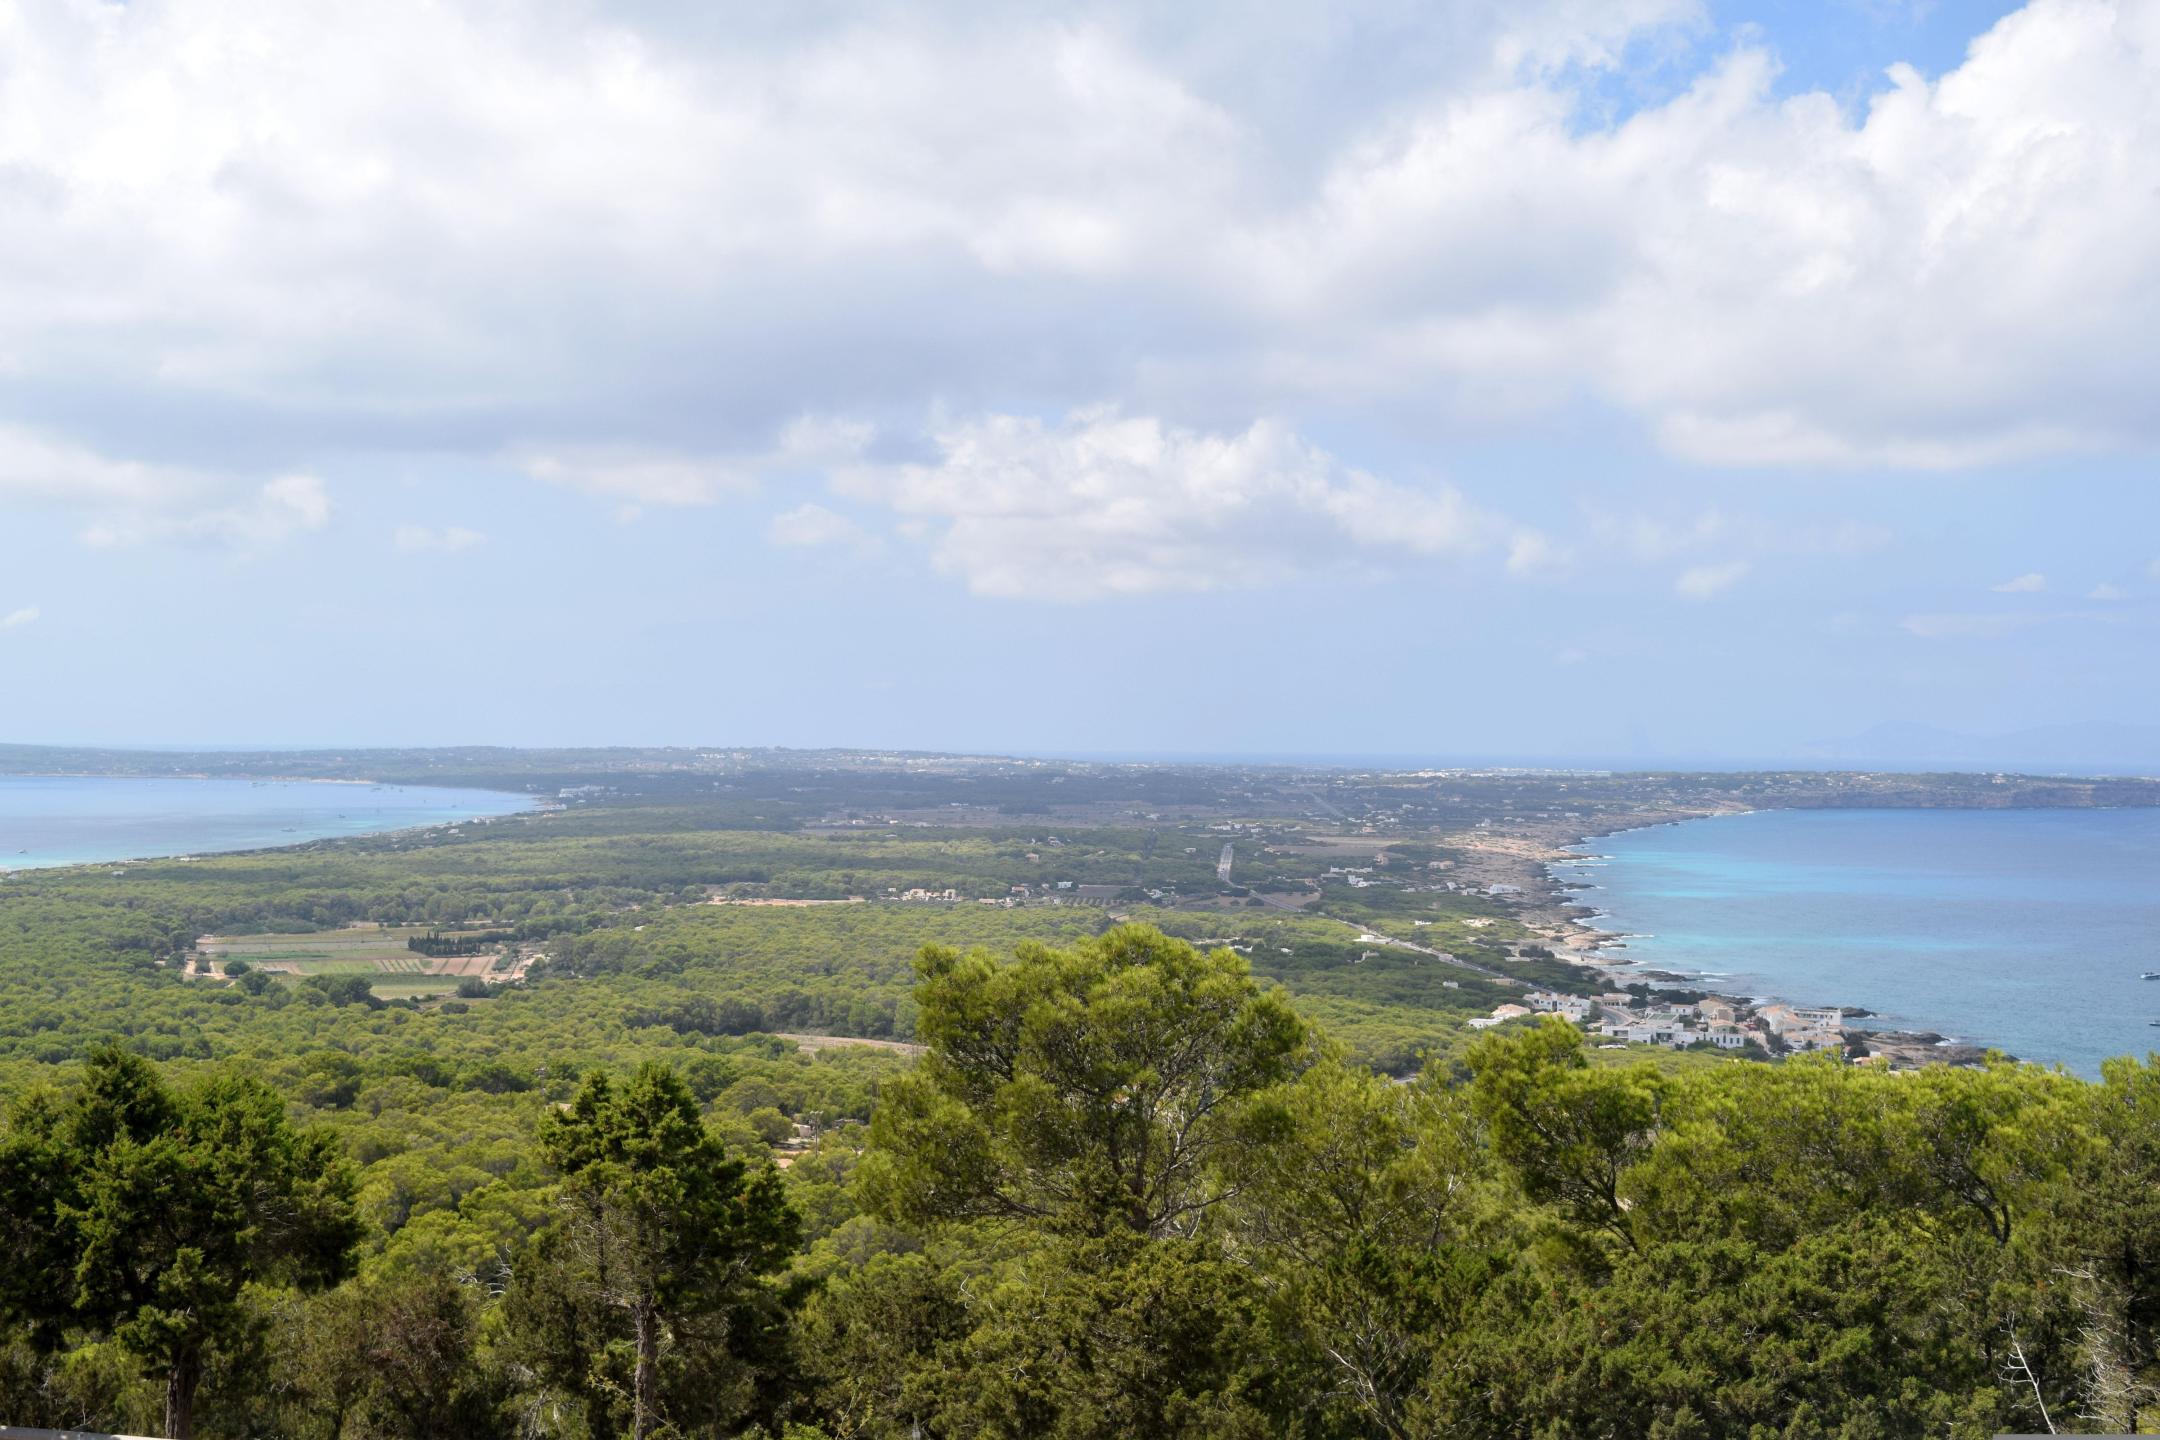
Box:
0;423;329;550
831;410;1502;599
1;0;2157;599
3;0;2154;468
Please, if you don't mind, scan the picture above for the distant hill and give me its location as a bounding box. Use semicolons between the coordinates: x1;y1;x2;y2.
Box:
1802;722;2160;776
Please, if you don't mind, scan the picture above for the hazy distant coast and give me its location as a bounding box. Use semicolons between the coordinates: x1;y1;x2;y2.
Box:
0;774;534;874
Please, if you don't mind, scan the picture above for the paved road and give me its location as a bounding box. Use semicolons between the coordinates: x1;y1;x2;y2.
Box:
1217;843;1234;883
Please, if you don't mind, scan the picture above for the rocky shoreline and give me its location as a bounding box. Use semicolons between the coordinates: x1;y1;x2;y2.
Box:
1464;809;2010;1069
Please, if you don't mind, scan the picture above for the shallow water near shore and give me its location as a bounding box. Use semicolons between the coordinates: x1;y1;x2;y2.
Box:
0;774;533;871
1567;807;2160;1078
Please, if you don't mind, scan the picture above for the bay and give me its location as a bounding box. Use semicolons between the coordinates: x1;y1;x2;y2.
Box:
1565;807;2160;1077
0;774;532;872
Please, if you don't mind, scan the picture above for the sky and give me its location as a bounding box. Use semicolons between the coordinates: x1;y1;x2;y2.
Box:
0;0;2157;763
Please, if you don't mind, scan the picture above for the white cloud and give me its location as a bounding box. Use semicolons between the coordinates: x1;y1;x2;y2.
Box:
1;606;38;630
830;408;1503;600
0;0;2150;485
207;475;333;546
1674;559;1749;600
1231;2;2160;465
2088;581;2130;600
0;423;328;550
0;424;177;508
1991;572;2047;593
1505;530;1571;577
518;418;873;511
394;524;486;553
81;475;330;550
766;503;877;551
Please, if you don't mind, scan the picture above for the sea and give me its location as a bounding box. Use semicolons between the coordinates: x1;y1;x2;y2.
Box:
1559;807;2160;1078
0;774;533;872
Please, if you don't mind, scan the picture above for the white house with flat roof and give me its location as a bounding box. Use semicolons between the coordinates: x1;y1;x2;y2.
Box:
1759;1003;1843;1035
1524;991;1597;1021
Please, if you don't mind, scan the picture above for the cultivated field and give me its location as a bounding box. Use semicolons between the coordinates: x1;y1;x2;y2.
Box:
197;922;521;999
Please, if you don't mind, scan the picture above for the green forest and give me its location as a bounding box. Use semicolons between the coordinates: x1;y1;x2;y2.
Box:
2;763;2160;1437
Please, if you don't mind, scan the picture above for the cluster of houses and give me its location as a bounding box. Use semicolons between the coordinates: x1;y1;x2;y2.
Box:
1469;989;1847;1055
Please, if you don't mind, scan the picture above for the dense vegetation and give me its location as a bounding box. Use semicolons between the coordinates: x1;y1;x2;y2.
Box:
5;755;2160;1435
5;919;2160;1436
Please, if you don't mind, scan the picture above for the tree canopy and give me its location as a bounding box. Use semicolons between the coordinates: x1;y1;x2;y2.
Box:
2;1046;359;1438
861;924;1305;1238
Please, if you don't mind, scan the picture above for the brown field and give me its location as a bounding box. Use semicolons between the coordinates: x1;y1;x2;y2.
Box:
195;923;530;991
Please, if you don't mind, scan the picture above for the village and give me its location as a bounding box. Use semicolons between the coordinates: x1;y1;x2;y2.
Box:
1470;988;1850;1058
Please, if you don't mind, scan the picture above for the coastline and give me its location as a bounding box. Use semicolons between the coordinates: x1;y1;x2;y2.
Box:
0;769;482;787
1492;809;2005;1069
0;774;537;876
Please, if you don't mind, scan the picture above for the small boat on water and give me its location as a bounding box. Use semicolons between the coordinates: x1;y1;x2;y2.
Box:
2144;971;2160;980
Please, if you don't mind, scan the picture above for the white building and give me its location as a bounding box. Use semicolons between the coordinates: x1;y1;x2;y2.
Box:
1524;991;1597;1022
1759;1003;1843;1035
1600;1017;1698;1048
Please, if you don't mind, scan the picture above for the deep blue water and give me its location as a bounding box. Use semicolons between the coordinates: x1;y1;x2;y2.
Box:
0;775;532;872
1563;808;2160;1077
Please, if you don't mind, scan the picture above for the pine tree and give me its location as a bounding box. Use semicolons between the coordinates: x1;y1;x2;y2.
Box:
538;1063;799;1440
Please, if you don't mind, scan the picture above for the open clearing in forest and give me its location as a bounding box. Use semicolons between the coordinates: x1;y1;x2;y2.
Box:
197;923;514;994
772;1032;927;1059
200;924;431;975
367;975;462;999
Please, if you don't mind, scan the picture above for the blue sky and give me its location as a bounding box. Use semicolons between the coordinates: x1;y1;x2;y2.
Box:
0;0;2154;762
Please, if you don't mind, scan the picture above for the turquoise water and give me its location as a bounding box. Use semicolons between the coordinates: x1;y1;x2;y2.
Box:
0;775;532;871
1566;808;2160;1077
